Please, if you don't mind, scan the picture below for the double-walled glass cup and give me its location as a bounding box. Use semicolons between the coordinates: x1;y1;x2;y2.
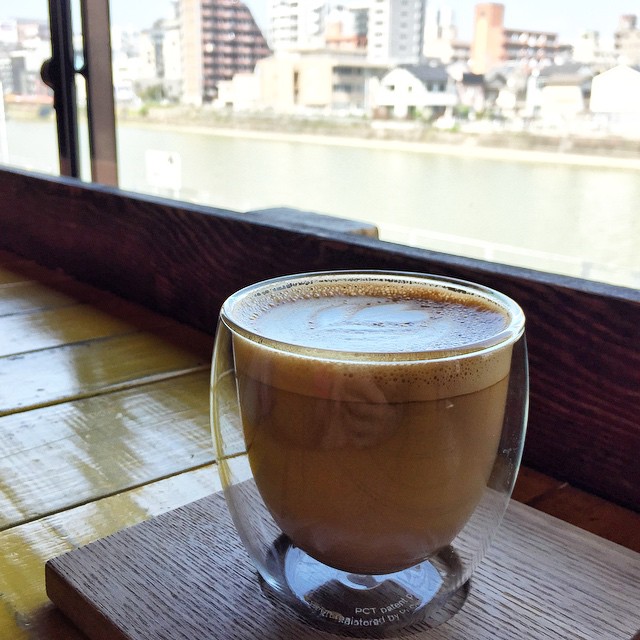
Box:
211;271;528;636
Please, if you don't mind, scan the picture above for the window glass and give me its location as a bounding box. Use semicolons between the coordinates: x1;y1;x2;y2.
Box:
0;1;57;174
6;1;640;291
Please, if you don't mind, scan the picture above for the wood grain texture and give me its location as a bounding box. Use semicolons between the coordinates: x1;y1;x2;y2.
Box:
0;281;80;316
527;484;640;552
0;466;219;640
0;249;72;286
511;466;566;504
0;371;212;530
0;303;172;357
44;492;640;640
0;168;638;510
0;324;212;416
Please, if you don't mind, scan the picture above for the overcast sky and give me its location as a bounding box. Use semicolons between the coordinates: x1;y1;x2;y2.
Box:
2;0;637;44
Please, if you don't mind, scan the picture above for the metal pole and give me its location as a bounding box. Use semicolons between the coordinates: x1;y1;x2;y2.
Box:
42;0;80;178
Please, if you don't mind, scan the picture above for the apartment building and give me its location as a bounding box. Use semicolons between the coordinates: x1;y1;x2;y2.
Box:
470;3;570;74
266;1;370;52
266;0;326;51
180;0;270;104
614;14;640;65
367;0;426;65
423;3;469;64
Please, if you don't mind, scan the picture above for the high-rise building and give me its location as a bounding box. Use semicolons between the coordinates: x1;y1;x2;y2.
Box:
136;5;183;101
469;3;504;74
180;0;270;104
423;3;468;63
470;3;570;74
266;0;326;51
367;0;426;64
614;14;640;65
424;3;455;49
266;1;371;53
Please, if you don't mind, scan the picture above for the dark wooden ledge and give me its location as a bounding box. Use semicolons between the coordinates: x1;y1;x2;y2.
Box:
1;167;639;512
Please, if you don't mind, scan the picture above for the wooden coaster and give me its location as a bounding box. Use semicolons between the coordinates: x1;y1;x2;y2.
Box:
45;493;640;640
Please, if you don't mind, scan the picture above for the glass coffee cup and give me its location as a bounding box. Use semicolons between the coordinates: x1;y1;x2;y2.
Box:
211;271;528;636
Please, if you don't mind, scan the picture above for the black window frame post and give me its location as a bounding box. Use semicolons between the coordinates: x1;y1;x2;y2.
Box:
42;0;80;178
41;0;118;186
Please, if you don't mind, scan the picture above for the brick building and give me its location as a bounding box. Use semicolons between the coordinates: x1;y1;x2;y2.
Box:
470;3;570;74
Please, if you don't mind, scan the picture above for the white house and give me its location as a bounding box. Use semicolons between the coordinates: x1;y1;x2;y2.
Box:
535;62;594;121
590;64;640;134
590;64;640;114
375;61;458;119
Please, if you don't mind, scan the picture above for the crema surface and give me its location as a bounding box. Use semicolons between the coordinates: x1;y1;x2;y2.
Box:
232;279;510;355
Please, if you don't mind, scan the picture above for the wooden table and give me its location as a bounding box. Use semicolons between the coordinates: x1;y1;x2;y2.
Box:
1;249;639;639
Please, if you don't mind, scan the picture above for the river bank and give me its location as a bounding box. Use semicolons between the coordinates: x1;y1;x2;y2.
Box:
8;102;640;172
121;105;640;170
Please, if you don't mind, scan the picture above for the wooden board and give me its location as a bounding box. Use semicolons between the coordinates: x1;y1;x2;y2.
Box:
528;483;640;552
0;466;220;640
0;326;211;416
0;371;212;530
45;494;640;640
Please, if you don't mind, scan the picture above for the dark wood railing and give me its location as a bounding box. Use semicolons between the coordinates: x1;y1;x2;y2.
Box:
1;167;638;512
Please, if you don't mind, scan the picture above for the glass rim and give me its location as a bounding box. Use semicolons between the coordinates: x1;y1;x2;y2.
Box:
220;270;525;362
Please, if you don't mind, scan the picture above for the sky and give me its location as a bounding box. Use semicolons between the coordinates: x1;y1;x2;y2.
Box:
2;0;638;45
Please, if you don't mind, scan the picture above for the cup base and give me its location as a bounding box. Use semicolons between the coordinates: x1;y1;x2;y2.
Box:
260;535;470;637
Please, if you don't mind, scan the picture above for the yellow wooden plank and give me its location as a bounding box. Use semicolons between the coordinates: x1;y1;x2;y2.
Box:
0;281;80;316
0;465;220;640
0;601;30;640
0;371;213;529
0;302;174;357
0;325;212;416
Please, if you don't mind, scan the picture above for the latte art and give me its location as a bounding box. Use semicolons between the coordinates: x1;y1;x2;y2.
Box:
235;280;509;355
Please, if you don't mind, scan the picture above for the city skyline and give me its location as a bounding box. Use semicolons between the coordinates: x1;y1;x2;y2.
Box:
3;0;639;45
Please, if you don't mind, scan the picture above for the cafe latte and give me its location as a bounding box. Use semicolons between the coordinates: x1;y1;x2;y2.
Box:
229;275;514;575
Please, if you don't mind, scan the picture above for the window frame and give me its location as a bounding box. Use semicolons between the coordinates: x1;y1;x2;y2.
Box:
43;0;118;185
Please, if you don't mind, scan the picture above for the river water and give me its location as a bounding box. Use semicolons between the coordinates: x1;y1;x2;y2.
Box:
5;117;640;290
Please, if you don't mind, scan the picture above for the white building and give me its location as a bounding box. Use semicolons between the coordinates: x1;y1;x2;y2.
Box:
179;0;203;105
375;60;457;118
0;19;19;45
423;3;458;62
590;64;640;115
615;14;640;66
266;0;326;51
251;49;387;114
161;19;182;99
368;0;426;65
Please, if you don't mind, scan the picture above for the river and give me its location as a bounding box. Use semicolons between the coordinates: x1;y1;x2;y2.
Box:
4;117;640;290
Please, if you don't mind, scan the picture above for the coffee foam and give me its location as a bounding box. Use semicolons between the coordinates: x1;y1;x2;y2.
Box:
228;278;514;401
233;334;512;402
232;279;510;355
